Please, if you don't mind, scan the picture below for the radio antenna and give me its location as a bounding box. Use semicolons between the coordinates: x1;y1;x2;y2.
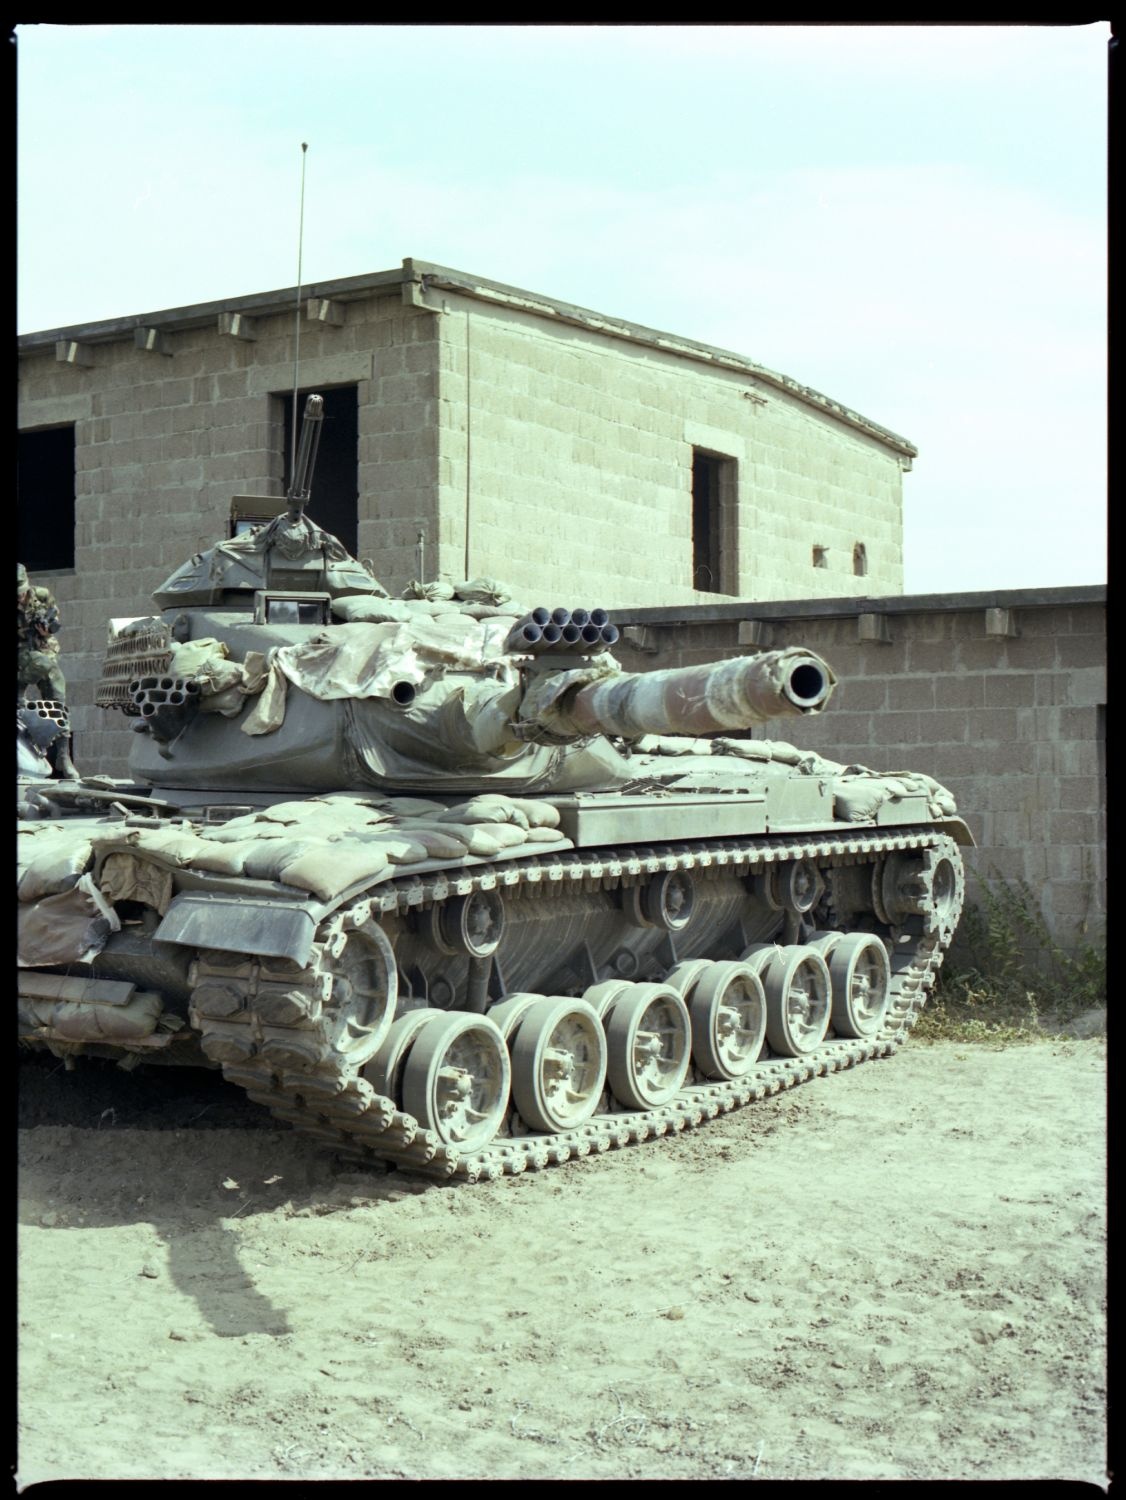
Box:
290;142;309;488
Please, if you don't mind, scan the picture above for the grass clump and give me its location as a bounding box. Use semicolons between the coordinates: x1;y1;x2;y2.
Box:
913;874;1105;1046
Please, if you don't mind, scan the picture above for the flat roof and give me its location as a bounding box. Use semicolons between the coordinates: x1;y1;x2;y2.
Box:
18;256;918;459
615;583;1106;625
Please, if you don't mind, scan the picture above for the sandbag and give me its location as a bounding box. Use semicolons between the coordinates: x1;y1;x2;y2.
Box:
441;796;530;830
18;875;121;968
17;835;94;902
241;839;311;881
278;842;391;901
188;840;261;876
522;826;569;844
355;834;430;865
409;821;504;858
19;990;161;1042
126;829;208;866
402;827;470;860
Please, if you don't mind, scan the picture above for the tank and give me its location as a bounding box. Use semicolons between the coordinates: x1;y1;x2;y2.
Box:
18;396;971;1182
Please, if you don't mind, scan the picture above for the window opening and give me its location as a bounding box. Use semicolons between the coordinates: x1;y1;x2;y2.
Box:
253;590;332;625
278;384;359;557
812;545;828;569
853;542;868;576
18;426;76;571
692;449;737;594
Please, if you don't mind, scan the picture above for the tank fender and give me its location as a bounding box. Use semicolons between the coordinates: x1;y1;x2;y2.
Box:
155;892;322;966
935;816;976;847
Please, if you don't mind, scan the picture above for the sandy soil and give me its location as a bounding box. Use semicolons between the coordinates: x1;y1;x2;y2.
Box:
17;1035;1106;1487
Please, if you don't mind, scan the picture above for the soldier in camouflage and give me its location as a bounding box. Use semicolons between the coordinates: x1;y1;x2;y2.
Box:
18;563;67;701
18;563;76;777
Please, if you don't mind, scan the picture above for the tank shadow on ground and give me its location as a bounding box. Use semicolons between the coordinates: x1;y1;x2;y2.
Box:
17;1051;412;1339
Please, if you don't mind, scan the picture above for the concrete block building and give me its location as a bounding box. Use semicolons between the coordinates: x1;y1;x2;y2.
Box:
18;257;916;772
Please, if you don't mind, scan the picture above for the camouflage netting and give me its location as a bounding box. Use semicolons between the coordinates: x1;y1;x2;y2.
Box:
166;638;272;719
165;616;533;739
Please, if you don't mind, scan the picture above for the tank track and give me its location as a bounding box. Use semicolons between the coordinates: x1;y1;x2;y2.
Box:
189;827;962;1184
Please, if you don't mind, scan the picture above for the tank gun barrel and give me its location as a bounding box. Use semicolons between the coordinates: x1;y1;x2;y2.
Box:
551;649;836;740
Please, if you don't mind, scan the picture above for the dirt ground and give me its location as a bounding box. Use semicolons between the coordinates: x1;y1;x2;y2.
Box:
16;1033;1106;1487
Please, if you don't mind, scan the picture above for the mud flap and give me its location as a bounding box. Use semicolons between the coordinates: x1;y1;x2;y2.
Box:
154;893;322;966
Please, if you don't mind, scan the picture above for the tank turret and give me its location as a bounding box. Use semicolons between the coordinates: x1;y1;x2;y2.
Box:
103;580;838;794
95;410;839;800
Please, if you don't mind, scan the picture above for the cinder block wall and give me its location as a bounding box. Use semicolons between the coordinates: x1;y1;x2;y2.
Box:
433;292;905;608
613;590;1106;959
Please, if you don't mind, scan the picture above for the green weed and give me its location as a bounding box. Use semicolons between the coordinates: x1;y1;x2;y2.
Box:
913;872;1105;1045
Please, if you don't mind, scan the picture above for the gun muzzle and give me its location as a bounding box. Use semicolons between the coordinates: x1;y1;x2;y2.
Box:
556;649;836;739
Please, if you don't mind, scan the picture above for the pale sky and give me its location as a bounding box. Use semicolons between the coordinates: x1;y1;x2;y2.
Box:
16;23;1108;596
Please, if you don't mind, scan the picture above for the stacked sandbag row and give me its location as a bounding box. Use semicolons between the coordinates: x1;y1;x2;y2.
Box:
17;823;118;970
637;736;959;821
174;792;570;900
19;793;569;916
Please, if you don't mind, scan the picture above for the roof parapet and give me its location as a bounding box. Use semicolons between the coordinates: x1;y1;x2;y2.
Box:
20;257;918;459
